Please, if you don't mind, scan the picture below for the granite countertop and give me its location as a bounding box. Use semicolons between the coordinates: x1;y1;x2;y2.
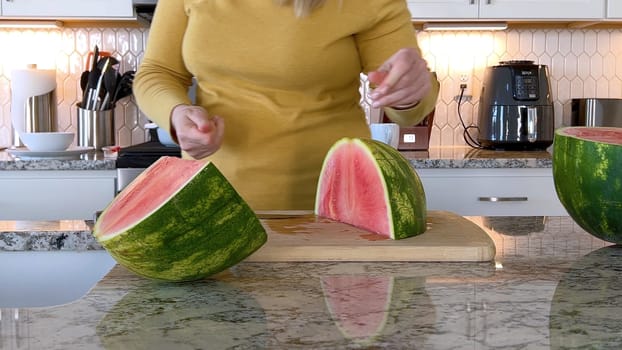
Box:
403;146;553;168
0;146;552;170
0;149;116;170
1;215;619;349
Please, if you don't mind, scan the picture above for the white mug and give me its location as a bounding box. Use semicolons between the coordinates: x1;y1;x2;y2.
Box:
369;123;400;149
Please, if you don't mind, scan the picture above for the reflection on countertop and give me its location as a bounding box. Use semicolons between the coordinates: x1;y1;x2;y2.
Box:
0;215;619;349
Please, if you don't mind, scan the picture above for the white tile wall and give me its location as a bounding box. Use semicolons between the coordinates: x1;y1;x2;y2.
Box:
1;27;622;148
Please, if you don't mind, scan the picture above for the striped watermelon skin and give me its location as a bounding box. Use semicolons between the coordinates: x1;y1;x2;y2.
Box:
315;138;426;240
94;162;267;282
553;127;622;243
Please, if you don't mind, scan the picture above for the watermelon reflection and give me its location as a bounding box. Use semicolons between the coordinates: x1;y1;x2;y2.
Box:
97;271;436;348
549;246;622;349
96;279;268;349
320;275;435;347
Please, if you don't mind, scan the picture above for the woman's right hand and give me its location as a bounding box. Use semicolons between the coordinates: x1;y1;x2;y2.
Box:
170;104;225;159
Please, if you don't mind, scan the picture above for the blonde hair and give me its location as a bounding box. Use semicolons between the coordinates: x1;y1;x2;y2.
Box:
275;0;327;17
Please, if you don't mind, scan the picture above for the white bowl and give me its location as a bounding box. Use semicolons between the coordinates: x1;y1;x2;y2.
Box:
20;132;74;152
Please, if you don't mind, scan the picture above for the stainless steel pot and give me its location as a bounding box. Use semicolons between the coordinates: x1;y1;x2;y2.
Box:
570;98;622;127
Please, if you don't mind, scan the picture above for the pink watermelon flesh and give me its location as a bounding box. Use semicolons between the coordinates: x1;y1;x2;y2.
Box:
316;142;391;236
563;127;622;144
321;276;392;340
99;157;206;237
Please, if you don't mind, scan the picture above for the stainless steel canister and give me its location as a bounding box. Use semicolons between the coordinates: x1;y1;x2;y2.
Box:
77;103;115;149
12;90;58;147
570;98;622;127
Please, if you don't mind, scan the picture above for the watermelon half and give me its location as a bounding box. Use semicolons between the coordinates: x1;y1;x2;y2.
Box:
552;126;622;243
93;157;267;282
315;138;427;239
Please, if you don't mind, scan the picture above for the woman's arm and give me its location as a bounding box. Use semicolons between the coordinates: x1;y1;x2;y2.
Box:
133;0;195;136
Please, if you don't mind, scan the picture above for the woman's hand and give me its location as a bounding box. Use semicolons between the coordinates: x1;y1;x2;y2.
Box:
368;48;432;109
170;104;225;159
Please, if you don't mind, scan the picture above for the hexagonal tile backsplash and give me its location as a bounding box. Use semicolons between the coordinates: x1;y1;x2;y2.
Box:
1;26;621;148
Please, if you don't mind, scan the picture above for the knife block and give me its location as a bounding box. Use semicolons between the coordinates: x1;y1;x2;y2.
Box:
381;109;435;151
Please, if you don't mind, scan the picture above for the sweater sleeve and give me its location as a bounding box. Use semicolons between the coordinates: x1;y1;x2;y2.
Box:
133;0;194;135
356;0;439;127
383;71;440;127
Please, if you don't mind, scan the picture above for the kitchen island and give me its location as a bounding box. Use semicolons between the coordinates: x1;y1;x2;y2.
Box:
1;215;619;349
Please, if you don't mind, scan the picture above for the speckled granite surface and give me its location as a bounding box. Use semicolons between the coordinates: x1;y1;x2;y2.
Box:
403;146;553;168
0;220;100;251
0;146;551;170
1;215;620;349
0;150;116;170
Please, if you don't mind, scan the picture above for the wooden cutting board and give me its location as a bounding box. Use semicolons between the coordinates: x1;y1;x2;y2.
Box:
246;210;496;263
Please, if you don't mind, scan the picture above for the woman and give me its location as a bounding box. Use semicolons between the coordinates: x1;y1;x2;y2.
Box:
134;0;439;210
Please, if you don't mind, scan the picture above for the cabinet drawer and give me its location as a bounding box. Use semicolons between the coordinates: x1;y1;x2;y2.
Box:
416;168;568;216
1;0;134;19
0;171;116;221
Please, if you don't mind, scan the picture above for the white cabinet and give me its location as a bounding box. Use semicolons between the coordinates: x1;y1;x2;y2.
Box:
607;1;622;18
407;0;478;19
0;170;116;221
408;0;605;20
0;0;134;19
416;168;568;216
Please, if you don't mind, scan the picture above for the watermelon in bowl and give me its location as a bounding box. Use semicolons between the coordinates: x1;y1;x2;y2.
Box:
552;126;622;243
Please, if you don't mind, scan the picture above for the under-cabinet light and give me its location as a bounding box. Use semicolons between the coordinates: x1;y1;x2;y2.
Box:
422;22;508;31
0;20;64;29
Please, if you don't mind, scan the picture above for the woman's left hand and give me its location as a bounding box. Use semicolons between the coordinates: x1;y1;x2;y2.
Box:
368;48;432;109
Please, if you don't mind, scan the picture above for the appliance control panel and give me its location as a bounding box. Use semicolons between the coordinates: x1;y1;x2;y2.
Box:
512;68;539;100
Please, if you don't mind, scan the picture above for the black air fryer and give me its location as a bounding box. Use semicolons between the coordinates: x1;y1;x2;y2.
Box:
477;60;554;150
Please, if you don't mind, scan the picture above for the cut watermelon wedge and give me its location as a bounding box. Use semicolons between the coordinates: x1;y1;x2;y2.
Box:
315;138;426;239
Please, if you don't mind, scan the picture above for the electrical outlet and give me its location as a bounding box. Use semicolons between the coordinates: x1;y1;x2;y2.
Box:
454;73;473;102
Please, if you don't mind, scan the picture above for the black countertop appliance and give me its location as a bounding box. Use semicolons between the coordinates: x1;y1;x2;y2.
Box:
477;60;554;150
115;128;181;192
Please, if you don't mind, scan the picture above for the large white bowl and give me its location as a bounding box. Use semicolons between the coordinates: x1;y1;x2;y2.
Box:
20;132;74;152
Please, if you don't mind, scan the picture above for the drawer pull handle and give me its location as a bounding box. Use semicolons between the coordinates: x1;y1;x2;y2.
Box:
478;196;528;202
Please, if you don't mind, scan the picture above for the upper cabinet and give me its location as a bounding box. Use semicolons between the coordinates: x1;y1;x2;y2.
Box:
408;0;606;21
407;0;479;19
0;0;134;19
607;1;622;18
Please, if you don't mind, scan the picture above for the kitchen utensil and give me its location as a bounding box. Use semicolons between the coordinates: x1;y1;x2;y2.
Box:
92;57;112;110
111;70;135;104
246;210;496;262
85;48;111;72
97;55;118;70
80;71;89;94
81;48;113;105
477;60;554;150
82;46;101;109
101;68;119;110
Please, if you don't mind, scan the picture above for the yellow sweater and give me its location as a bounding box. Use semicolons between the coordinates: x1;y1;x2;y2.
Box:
134;0;439;210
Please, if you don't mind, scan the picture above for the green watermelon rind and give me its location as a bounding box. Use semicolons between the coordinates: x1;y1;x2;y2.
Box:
94;162;267;282
357;139;427;239
552;126;622;243
315;138;426;240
